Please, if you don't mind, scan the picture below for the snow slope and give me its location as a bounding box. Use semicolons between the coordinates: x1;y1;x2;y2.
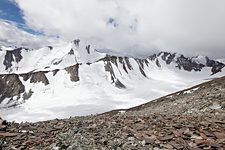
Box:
0;40;104;74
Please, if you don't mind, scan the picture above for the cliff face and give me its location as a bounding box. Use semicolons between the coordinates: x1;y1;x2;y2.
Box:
3;48;23;71
29;71;50;85
65;64;79;82
0;74;25;103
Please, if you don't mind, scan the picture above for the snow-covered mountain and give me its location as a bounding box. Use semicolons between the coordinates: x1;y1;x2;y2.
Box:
0;39;225;122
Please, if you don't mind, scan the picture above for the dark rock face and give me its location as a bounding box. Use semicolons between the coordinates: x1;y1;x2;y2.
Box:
155;59;161;68
100;55;148;81
205;57;225;75
74;39;80;47
65;64;79;82
148;54;157;61
135;59;147;77
115;79;126;89
52;59;62;65
211;65;225;75
119;57;128;74
0;74;25;103
19;71;49;85
86;45;90;54
30;71;50;85
109;56;118;67
124;57;133;70
164;52;176;64
99;55;116;82
3;48;23;70
176;55;205;71
22;89;33;100
53;69;59;76
104;59;116;82
0;66;81;104
20;73;31;81
68;49;74;55
20;71;50;85
160;51;176;64
48;46;53;50
151;52;225;74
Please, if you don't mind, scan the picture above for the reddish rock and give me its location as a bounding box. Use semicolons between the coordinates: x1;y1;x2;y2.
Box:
214;132;225;139
0;132;18;137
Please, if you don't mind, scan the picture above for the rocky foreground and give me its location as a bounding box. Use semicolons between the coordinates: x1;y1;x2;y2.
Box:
1;76;225;150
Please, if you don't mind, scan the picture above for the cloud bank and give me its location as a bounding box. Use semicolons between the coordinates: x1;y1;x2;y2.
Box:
5;0;225;58
0;20;62;48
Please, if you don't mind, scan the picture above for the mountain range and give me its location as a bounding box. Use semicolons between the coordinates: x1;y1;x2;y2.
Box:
0;39;225;122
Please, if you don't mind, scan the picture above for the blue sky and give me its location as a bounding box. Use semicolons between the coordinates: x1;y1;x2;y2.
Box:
0;0;42;35
0;0;24;24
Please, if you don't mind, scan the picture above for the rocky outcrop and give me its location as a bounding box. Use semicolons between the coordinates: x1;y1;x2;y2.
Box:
0;74;25;103
109;56;118;67
176;55;205;71
21;71;50;85
155;59;161;68
135;59;147;77
115;79;126;89
20;71;50;85
22;89;33;100
65;64;79;82
48;46;53;50
206;57;225;75
150;52;225;73
119;57;128;73
0;70;50;103
52;69;59;76
124;57;133;70
100;55;148;81
3;48;23;70
68;49;74;55
30;71;49;85
20;73;31;81
104;60;116;82
86;45;90;54
73;39;80;47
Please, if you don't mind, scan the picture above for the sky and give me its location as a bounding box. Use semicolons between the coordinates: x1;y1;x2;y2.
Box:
0;0;225;58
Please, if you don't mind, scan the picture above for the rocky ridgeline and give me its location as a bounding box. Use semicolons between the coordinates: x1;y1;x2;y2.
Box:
0;76;225;149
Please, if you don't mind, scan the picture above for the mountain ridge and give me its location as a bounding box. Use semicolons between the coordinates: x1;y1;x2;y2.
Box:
0;39;225;122
0;39;224;75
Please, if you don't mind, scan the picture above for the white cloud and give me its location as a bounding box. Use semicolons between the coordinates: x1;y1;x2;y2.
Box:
12;0;225;58
0;19;62;48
